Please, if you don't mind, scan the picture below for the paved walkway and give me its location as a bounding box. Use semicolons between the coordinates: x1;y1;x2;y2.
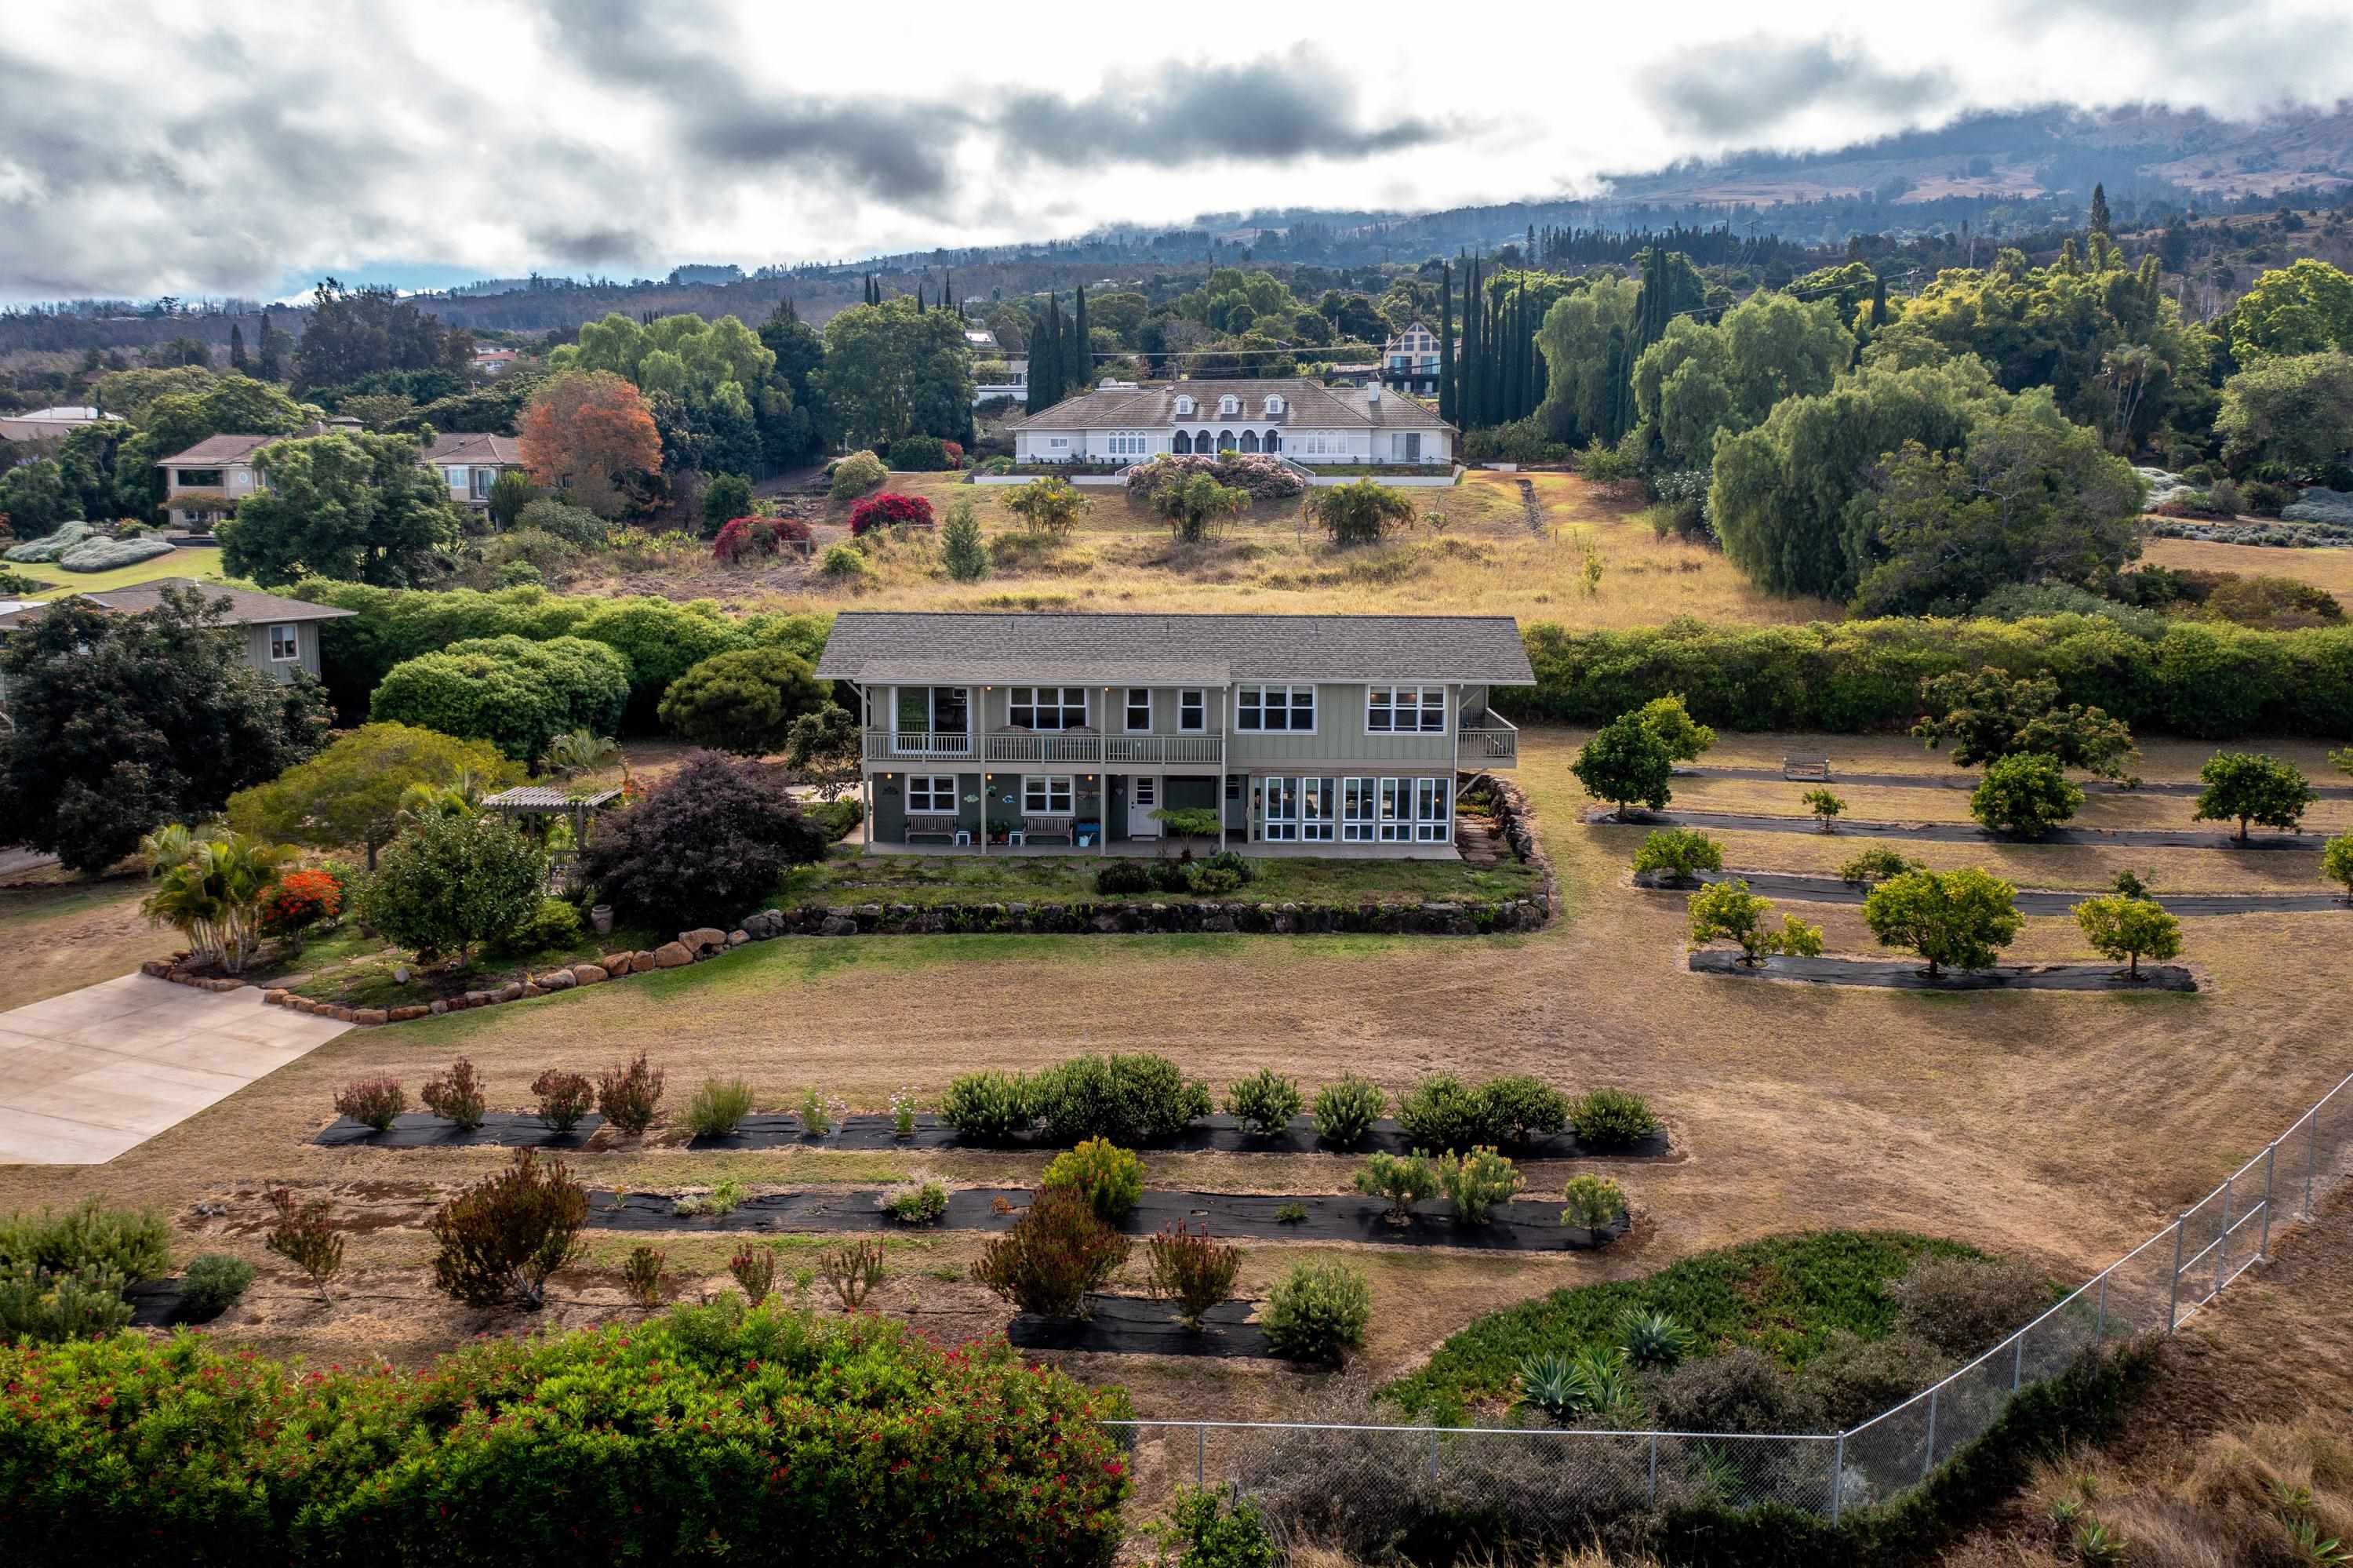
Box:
0;973;351;1163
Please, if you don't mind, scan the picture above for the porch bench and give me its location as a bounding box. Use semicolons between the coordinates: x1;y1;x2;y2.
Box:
1017;815;1077;846
1781;753;1831;781
904;813;960;842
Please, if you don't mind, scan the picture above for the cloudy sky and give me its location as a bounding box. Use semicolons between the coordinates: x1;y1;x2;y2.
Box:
3;0;2351;304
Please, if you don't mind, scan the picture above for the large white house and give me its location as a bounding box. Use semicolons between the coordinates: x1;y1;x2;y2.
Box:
1009;377;1454;467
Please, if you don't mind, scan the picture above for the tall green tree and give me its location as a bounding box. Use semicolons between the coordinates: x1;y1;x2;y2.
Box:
228;323;247;370
811;297;975;448
226;722;520;869
1460;256;1482;428
1632;292;1855;471
1437;263;1456;424
2214;350;2353;475
1068;286;1092;396
2222;259;2353;362
2086;182;2111;238
1535;275;1642;448
219;431;464;587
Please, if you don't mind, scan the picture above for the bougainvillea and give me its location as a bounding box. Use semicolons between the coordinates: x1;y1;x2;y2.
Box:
0;1308;1133;1564
1124;452;1305;502
847;492;936;536
713;515;813;565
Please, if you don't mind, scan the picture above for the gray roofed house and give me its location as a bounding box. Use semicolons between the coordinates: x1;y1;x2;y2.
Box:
420;431;526;508
0;577;352;695
1007;377;1453;471
820;610;1528;859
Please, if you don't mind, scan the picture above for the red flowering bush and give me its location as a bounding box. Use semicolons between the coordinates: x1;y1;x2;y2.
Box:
847;492;936;536
940;440;965;467
713;515;813;565
0;1306;1133;1564
260;867;344;944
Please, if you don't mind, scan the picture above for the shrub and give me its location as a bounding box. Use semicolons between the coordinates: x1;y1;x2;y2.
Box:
1094;860;1155;894
580;751;829;931
334;1076;406;1132
1795;1329;1952;1426
264;1188;343;1294
890;1090;918;1137
1478;1075;1570;1144
1263;1261;1371;1366
672;1177;747;1219
1395;1071;1495;1151
1569;1088;1660;1149
58;534;176;572
1126;451;1305;502
1313;478;1416;545
685;1077;755;1138
1311;1075;1388;1148
941;1070;1034;1141
532;1069;593;1133
260;867;344;947
1802;787;1848;830
1616;1307;1693;1370
0;1262;132;1343
177;1253;255;1318
514;497;609;547
2327;832;2353;899
1886;1253;2052;1356
971;1187;1130;1318
1193;867;1241;893
1559;1174;1627;1231
428;1148;589;1309
370;635;630;766
885;435;950;471
940;496;987;581
1689;877;1824;965
1970;751;2084;835
1864;867;2024;975
817;543;871;582
1151;470;1249;543
1223;1068;1304;1134
1649;1346;1821;1434
1514;1345;1640;1424
1029;1052;1211;1144
828;449;886;498
1438;1146;1523;1224
798;1088;840;1137
420;1058;487;1131
880;1179;949;1225
0;1199;172;1284
1632;828;1722;880
1637;693;1718;762
1839;846;1921;884
1041;1137;1144;1222
1147;1485;1279;1568
728;1242;777;1302
1354;1150;1441;1223
712;515;811;566
820;1239;885;1311
847;492;935;536
2;518;93;562
1144;1222;1242;1329
0;1306;1132;1566
1201;848;1256;884
1004;475;1089;537
624;1246;666;1307
361;813;547;969
596;1053;665;1135
1571;713;1675;814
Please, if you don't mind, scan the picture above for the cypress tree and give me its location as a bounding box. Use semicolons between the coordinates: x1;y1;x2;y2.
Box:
1069;284;1091;394
943;271;954;312
228;322;246;369
917;283;926;313
2089;182;2111;238
1460;256;1482;429
1437;263;1455;424
1502;287;1522;422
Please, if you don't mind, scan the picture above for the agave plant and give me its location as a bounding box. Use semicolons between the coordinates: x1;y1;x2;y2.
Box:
140;828;293;973
546;729;622;784
1617;1307;1695;1371
1512;1344;1642;1425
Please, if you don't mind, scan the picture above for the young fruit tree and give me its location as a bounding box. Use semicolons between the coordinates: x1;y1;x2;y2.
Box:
1631;828;1723;883
1571;714;1675;817
2191;753;2316;843
1802;788;1847;832
2071;894;2182;979
1863;867;2023;977
1686;879;1826;966
2323;833;2353;902
1969;752;2085;837
1913;668;2137;780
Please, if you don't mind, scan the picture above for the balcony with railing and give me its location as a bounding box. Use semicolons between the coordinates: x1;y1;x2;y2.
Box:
1457;710;1518;768
862;729;1228;766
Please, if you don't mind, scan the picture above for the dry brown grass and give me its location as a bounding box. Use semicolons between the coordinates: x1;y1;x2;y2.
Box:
2142;536;2353;602
572;469;1833;628
2;726;2344;1424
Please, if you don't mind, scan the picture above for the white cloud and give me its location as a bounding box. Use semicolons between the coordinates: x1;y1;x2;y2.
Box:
2;0;2350;301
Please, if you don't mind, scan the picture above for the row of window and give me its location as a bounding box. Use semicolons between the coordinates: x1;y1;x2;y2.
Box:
906;775;1078;814
1173;395;1284;416
1259;776;1453;842
912;685;1451;737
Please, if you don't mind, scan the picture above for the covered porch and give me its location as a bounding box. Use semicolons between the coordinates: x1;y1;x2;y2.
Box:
861;836;1463;863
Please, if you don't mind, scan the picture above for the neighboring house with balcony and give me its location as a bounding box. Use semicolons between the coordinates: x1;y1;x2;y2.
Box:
1009;377;1452;467
420;431;525;510
1381;322;1442;395
155;433;281;529
0;579;353;706
815;611;1529;855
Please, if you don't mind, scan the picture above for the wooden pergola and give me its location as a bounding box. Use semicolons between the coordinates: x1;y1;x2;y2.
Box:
480;784;623;845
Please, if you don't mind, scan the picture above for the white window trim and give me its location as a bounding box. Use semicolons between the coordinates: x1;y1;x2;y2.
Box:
1008;686;1088;731
267;623;300;663
1365;684;1449;736
1177;688;1206;733
1234;685;1318;736
1022;773;1075;814
1124;687;1152;733
906;775;958;813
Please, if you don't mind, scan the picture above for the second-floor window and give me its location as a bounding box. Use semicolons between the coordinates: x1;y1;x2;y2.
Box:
1125;689;1151;731
1009;686;1087;729
1179;689;1206;732
176;467;224;488
1237;686;1315;732
267;624;299;663
1366;686;1447;733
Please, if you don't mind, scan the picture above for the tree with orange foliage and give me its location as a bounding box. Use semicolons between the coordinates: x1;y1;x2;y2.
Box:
516;369;661;518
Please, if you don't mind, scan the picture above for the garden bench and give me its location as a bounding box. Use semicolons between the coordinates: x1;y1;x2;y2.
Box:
1016;815;1076;846
904;813;960;842
1781;753;1831;781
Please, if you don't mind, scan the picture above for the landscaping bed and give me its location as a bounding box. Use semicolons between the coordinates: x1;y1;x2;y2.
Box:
584;1185;1630;1251
315;1109;1668;1159
1688;949;2200;991
1635;868;2350;918
1007;1295;1274;1358
790;849;1540;908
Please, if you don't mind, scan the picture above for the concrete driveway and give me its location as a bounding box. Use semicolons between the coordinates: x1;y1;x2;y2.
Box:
0;973;351;1163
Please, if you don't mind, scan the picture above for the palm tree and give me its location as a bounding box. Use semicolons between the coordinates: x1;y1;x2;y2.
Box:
140;829;291;973
546;729;623;784
398;769;489;827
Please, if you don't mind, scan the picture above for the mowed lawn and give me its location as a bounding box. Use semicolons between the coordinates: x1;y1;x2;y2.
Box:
0;724;2344;1411
5;543;229;595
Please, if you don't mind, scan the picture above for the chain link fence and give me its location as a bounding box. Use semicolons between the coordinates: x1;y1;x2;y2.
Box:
1108;1068;2353;1540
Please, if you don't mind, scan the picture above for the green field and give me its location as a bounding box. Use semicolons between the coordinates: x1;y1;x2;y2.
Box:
6;544;228;595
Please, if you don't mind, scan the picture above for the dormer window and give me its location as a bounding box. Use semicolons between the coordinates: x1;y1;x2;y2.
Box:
1174;395;1194;415
1219;395;1238;415
1264;395;1284;414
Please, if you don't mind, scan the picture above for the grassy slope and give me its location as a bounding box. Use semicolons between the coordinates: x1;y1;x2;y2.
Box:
6;544;228;595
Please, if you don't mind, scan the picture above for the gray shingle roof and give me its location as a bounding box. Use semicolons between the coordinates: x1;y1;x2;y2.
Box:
816;612;1533;686
420;432;523;466
1011;377;1449;432
0;578;355;632
156;434;278;467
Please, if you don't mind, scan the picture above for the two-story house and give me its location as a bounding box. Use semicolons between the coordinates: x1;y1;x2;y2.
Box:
1009;377;1453;467
815;612;1530;856
0;579;354;710
420;432;526;511
157;424;523;527
1381;322;1442;395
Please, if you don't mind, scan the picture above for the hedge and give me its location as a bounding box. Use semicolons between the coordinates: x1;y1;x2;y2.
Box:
1505;613;2353;740
368;633;628;763
0;1306;1133;1567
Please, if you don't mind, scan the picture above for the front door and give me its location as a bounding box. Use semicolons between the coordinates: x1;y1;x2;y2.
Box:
1403;432;1421;462
1128;775;1162;839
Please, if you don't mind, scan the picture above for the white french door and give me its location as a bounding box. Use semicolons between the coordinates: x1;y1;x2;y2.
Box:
1341;777;1377;842
1261;777;1300;841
